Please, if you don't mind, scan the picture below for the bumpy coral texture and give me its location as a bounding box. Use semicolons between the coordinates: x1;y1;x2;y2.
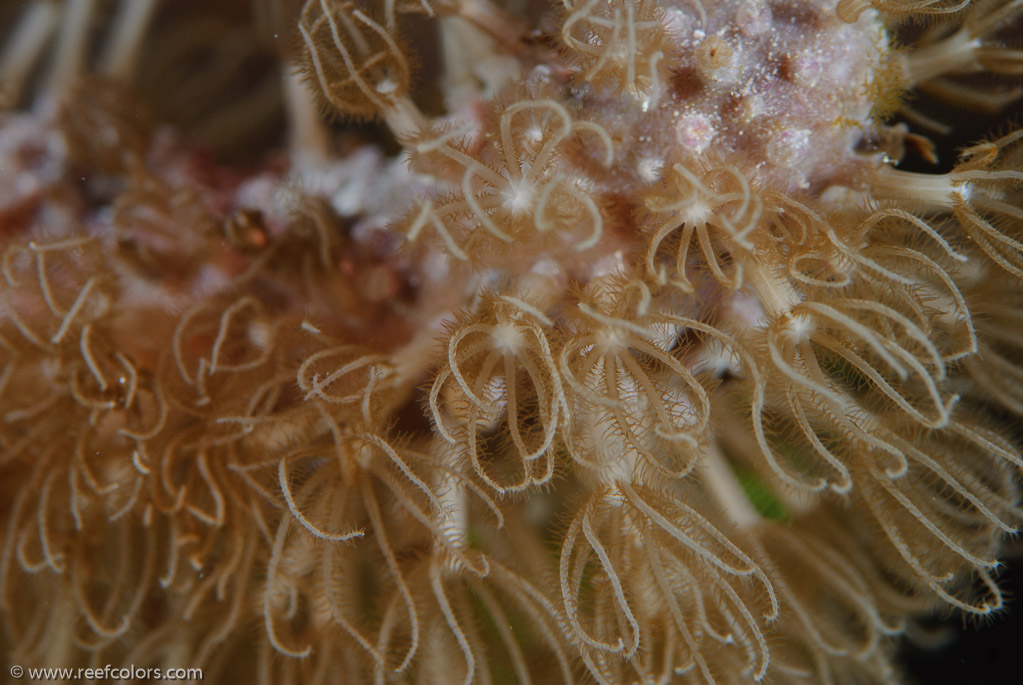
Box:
2;0;1023;683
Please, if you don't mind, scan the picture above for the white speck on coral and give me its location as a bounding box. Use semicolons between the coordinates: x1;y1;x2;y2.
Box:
677;113;715;154
767;128;811;166
792;53;824;87
736;2;772;37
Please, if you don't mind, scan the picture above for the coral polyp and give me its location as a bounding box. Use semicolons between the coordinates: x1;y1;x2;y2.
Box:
2;0;1023;683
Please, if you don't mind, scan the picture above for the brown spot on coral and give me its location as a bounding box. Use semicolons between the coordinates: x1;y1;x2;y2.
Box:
669;66;704;101
769;0;822;28
774;54;795;82
601;192;641;239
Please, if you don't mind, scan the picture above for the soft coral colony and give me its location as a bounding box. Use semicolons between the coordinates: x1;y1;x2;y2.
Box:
2;0;1023;682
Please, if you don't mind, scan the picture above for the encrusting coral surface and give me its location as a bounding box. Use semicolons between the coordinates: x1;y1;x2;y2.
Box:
2;0;1023;683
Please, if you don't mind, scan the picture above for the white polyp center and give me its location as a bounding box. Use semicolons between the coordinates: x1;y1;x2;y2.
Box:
375;76;398;94
680;198;713;226
522;125;544;146
785;313;815;343
491;322;524;355
503;179;535;215
676;113;716;153
596;327;628;352
638;157;665;182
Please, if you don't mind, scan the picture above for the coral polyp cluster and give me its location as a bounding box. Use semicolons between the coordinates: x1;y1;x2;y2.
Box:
2;0;1023;683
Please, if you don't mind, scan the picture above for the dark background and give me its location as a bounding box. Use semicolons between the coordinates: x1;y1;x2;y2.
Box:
898;557;1023;684
893;80;1023;684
